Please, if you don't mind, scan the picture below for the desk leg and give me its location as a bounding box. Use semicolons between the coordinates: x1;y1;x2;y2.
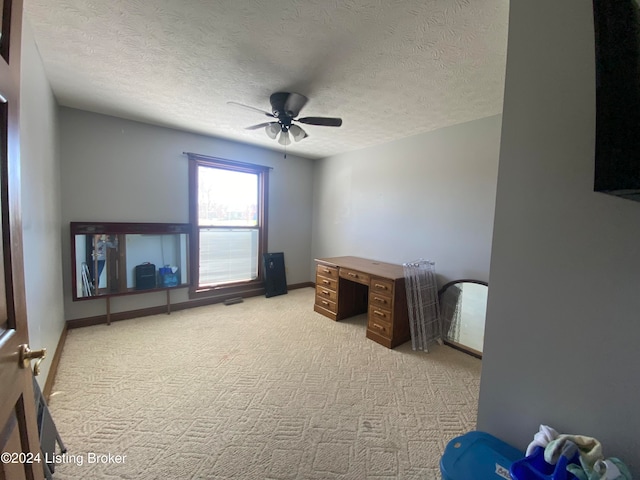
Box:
106;296;111;326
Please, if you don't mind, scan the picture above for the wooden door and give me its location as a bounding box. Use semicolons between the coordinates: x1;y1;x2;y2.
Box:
0;0;46;479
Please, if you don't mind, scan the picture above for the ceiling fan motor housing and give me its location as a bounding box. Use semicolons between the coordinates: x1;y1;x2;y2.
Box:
269;92;290;117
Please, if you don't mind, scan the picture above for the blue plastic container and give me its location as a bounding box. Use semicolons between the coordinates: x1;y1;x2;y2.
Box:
440;431;524;480
510;446;580;480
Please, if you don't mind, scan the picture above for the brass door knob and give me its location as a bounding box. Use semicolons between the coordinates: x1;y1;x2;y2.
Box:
18;344;47;376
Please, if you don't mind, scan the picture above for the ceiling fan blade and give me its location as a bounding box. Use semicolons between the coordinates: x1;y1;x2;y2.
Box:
227;101;275;117
245;122;278;130
278;131;291;146
284;93;308;117
297;116;343;127
289;124;308;142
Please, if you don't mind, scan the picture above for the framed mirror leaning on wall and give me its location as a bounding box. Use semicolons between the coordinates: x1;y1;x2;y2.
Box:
71;222;190;301
438;279;488;358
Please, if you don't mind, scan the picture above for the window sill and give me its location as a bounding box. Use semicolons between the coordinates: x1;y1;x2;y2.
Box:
188;280;265;301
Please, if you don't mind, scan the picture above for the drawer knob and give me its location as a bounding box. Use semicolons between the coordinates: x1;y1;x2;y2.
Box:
373;323;386;332
374;310;386;317
374;283;388;290
322;289;329;295
347;272;357;277
374;296;386;303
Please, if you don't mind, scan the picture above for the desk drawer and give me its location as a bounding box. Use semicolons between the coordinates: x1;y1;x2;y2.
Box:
315;295;337;313
339;268;370;285
316;275;338;290
368;315;392;338
316;264;338;280
316;285;337;302
371;277;394;294
369;306;393;323
369;291;392;309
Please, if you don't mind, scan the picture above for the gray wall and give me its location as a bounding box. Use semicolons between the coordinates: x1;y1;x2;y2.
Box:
312;115;501;284
477;1;640;474
59;108;314;321
20;21;65;386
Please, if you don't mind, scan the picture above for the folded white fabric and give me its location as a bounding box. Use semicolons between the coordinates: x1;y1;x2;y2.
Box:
526;424;560;456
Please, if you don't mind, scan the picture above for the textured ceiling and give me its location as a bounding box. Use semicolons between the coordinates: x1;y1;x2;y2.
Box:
24;0;509;159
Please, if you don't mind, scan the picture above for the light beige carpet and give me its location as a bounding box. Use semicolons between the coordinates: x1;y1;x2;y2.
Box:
48;287;481;479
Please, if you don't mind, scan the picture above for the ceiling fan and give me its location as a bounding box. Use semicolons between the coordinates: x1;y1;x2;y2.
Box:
228;92;342;145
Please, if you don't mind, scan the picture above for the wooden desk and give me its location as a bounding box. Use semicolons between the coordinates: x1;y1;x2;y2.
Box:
314;256;410;348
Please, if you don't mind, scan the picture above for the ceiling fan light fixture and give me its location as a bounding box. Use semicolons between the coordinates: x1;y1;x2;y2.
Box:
278;130;291;146
290;124;308;142
265;123;279;139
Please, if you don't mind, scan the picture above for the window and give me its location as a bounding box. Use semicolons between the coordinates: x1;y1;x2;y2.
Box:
187;153;269;295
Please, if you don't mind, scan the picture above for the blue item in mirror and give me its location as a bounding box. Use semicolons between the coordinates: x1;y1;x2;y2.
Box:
159;266;179;287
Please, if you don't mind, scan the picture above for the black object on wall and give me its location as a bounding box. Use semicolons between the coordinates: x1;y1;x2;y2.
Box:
593;0;640;202
263;252;288;298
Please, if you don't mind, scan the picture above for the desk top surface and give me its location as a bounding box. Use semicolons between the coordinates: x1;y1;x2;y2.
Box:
315;256;405;280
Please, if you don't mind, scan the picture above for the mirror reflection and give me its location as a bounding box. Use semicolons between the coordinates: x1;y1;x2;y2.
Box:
71;223;191;300
439;280;488;357
80;234;119;295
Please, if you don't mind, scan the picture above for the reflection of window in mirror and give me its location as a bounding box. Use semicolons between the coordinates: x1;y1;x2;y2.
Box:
439;280;488;358
457;283;487;353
